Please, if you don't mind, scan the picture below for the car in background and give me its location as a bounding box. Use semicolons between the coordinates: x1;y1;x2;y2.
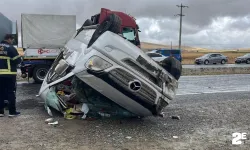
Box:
195;53;228;65
146;52;168;62
235;53;250;64
150;49;182;62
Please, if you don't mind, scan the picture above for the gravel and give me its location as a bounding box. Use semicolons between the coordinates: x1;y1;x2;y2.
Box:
0;82;249;150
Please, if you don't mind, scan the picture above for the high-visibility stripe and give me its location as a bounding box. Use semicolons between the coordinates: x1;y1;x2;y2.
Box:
0;55;11;72
12;55;21;60
0;72;17;75
0;69;10;72
0;56;9;59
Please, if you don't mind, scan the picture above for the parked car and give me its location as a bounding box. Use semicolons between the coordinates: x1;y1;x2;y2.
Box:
150;49;182;62
195;53;228;65
146;52;168;62
235;53;250;64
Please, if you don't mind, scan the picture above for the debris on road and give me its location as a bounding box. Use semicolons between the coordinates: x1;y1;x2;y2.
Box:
125;136;132;139
173;136;178;139
45;118;53;123
171;115;181;120
48;121;59;126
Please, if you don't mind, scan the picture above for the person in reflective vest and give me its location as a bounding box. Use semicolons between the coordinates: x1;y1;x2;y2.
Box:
0;34;22;117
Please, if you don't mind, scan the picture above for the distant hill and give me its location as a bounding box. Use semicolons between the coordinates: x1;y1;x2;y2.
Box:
140;42;250;52
140;42;209;52
17;42;250;56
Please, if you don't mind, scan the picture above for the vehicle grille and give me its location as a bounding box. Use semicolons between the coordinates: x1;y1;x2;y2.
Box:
108;68;157;105
123;59;162;87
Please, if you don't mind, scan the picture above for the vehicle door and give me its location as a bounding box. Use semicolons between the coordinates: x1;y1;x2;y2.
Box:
161;50;171;57
209;54;217;63
215;54;222;63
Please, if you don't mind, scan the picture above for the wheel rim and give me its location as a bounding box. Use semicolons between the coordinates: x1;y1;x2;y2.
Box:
205;61;208;64
36;68;48;81
247;60;250;64
222;60;225;64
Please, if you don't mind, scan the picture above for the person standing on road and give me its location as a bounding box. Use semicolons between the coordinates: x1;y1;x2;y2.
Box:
0;34;22;117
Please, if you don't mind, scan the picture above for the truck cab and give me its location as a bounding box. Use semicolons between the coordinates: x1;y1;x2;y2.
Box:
89;8;141;48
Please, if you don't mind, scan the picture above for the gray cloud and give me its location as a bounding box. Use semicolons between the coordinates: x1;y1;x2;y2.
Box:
1;0;250;49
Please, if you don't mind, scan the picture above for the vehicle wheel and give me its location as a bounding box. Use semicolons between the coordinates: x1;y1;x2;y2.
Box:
204;60;209;65
160;57;182;81
87;14;121;48
33;65;50;84
246;59;250;64
221;59;226;64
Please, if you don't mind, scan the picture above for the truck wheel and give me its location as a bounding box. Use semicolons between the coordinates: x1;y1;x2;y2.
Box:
87;14;121;48
33;65;50;83
246;59;250;64
161;57;182;81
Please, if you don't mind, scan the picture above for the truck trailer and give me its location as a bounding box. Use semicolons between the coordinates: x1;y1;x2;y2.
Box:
20;14;76;83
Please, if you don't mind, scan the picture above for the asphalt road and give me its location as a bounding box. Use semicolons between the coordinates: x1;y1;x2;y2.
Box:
0;75;250;150
183;64;250;69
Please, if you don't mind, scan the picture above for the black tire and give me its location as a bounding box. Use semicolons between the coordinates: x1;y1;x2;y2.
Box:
204;60;209;65
221;59;226;64
160;57;182;80
33;65;50;83
87;14;121;48
246;59;250;64
82;19;93;27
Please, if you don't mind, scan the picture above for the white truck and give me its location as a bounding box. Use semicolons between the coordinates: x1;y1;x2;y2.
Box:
20;14;76;83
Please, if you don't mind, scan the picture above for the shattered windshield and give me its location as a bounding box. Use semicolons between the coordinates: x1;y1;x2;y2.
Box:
122;27;136;41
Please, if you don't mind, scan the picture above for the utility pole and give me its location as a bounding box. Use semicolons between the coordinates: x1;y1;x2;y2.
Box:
176;3;188;51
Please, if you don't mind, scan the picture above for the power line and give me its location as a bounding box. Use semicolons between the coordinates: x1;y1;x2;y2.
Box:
175;3;188;51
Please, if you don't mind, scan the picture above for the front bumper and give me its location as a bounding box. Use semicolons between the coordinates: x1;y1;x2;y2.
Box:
195;60;203;64
235;59;246;63
80;68;168;116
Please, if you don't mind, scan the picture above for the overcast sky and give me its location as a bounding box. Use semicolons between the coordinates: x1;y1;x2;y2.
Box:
1;0;250;49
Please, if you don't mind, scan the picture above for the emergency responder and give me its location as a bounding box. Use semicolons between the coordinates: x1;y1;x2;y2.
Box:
0;34;21;117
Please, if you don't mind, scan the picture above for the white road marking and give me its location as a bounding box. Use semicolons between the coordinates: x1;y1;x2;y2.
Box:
176;89;250;96
17;81;30;85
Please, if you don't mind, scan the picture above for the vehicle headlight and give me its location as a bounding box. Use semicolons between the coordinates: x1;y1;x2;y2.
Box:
54;59;70;76
85;56;112;71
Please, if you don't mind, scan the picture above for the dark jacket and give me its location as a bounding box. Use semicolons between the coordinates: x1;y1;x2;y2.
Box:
0;40;21;76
